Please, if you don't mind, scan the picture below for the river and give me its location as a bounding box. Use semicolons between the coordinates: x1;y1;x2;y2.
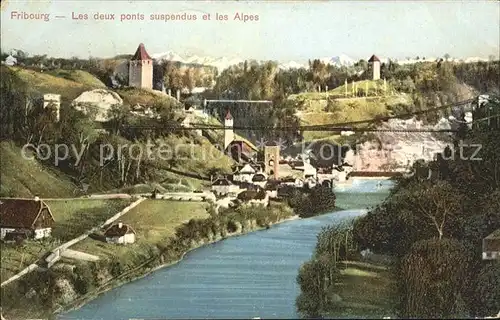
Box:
59;178;393;320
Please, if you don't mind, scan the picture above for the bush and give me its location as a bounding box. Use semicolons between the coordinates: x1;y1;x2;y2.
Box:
398;238;470;318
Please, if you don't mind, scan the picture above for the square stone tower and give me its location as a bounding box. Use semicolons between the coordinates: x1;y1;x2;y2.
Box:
129;43;153;89
43;93;61;122
264;145;280;179
368;54;381;80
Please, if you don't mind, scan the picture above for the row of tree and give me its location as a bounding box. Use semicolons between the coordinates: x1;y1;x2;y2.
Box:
352;97;500;317
294;97;500;318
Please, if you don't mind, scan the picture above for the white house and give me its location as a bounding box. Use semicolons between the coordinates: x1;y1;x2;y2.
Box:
233;164;258;183
211;177;240;196
4;55;17;66
251;173;268;188
303;161;317;179
0;197;55;241
482;229;500;260
104;222;136;244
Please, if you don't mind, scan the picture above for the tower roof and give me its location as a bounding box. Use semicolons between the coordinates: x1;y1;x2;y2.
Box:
131;43;152;61
225;109;233;120
368;54;381;62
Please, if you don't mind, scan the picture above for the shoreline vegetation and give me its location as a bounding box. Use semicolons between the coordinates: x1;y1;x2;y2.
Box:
58;212;301;317
1;184;338;320
297;101;500;319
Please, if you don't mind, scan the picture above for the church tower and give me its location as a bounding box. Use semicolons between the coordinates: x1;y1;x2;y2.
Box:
368;54;381;80
129;43;153;89
224;109;234;150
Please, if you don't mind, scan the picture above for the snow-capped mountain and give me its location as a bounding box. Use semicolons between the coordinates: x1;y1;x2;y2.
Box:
319;54;355;67
152;51;245;71
278;60;307;70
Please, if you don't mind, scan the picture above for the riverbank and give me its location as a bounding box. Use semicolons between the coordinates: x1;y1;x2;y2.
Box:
59;213;301;317
57;212;300;317
0;203;299;319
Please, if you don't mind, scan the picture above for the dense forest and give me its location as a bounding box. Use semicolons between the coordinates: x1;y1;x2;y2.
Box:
296;97;500;318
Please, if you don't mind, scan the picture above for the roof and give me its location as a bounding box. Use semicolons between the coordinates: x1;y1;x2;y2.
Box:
368;54;381;62
212;178;233;186
104;223;136;237
225;109;233;120
237;164;257;174
252;173;267;182
237;189;267;201
0;199;54;229
485;229;500;239
131;43;152;61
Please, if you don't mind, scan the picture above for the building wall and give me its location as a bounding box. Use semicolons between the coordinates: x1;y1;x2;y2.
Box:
124;233;135;244
43;94;61;122
482;251;499;260
224;118;234;149
34;228;52;239
0;228;16;240
106;236;124;244
129;60;153;89
372;61;381;80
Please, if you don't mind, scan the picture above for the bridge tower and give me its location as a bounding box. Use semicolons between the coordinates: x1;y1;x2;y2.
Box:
224;109;234;149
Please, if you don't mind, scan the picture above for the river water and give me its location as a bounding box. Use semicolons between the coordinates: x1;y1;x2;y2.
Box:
59;178;393;320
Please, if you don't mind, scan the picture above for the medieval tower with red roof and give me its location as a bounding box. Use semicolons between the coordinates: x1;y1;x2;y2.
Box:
129;43;153;89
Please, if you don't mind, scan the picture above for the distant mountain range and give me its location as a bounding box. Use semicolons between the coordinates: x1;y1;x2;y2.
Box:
151;50;493;72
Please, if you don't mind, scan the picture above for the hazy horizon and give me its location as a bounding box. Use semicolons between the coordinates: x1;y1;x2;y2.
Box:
1;0;499;61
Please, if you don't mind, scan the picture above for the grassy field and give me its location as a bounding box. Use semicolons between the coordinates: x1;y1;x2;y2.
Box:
0;199;132;282
115;87;182;107
7;66;98;102
326;260;397;318
46;69;106;88
0;141;77;198
72;200;210;265
290;81;412;141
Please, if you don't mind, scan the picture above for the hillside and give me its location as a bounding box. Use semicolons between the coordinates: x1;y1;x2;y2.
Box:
0;66;233;196
289;80;412;141
0;141;77;198
8;66;102;102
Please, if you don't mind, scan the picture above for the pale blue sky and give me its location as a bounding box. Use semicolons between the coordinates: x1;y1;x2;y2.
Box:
1;0;499;61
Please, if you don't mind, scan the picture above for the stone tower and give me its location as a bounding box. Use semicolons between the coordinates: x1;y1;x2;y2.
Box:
224;109;234;149
43;93;61;122
128;43;153;89
368;54;381;80
264;145;280;179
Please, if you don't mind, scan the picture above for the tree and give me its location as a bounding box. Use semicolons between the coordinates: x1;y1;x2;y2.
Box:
473;262;500;317
395;180;463;240
183;69;195;92
399;238;471;318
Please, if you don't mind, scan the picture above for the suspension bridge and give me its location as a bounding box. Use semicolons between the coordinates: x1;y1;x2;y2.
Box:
118;97;499;133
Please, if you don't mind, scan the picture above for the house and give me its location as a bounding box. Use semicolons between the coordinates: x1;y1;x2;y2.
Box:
3;55;17;66
233;163;257;183
104;222;136;244
211;177;240;196
251;173;268;188
482;229;500;260
236;187;269;207
0;197;55;241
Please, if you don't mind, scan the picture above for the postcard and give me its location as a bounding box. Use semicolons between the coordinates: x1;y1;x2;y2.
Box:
1;0;499;319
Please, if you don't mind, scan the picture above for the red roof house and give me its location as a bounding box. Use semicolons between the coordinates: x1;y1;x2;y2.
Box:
0;198;55;240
